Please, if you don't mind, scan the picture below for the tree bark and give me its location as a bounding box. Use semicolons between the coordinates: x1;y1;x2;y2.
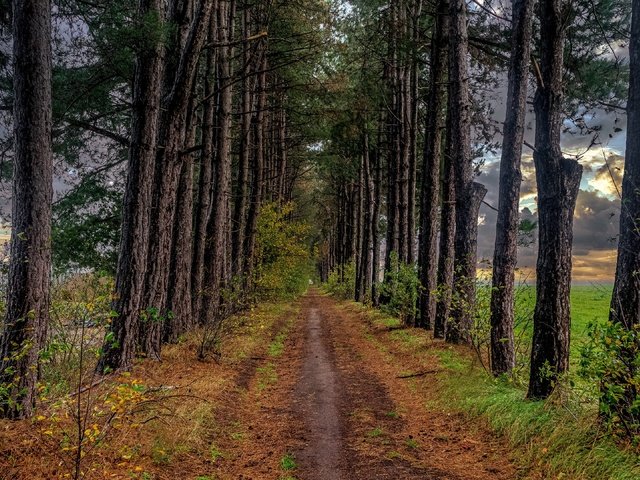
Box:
446;0;487;344
372;139;382;306
434;130;456;339
611;0;640;330
166;109;196;342
527;0;582;399
417;0;448;330
0;0;53;419
201;0;235;325
243;49;267;291
407;0;422;265
356;132;374;303
384;0;400;276
231;3;253;280
192;20;217;321
608;0;640;422
397;0;411;265
489;0;535;375
99;0;166;372
139;0;213;360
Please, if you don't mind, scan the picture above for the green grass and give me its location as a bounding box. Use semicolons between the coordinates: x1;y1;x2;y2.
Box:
431;281;640;480
366;426;384;438
256;362;278;390
268;331;287;357
464;285;640;477
405;437;419;449
209;444;224;462
569;285;613;339
486;284;614;364
436;355;640;479
280;453;297;471
389;329;421;346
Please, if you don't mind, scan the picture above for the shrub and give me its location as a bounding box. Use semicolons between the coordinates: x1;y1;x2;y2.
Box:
325;260;356;299
378;252;419;324
254;202;314;300
579;321;640;442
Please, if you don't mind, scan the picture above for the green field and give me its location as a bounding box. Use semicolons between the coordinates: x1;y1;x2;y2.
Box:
568;285;613;344
478;284;614;364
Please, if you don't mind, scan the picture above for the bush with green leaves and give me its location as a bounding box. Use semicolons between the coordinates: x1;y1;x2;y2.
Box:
579;321;640;442
254;202;314;300
378;252;419;324
324;261;356;299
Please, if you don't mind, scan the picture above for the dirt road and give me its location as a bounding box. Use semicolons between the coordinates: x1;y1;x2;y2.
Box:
213;290;516;479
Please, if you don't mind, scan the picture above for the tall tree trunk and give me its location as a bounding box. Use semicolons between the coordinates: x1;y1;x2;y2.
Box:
417;0;448;330
611;0;640;329
608;0;640;421
434;116;456;339
277;100;288;202
231;4;253;280
446;0;487;344
0;0;53;419
371;142;382;306
356;132;374;303
244;49;267;291
384;0;400;275
489;0;535;376
201;0;235;324
139;0;213;360
192;21;217;321
99;0;166;372
355;151;365;302
406;1;420;265
397;0;410;265
527;0;582;399
166;104;196;342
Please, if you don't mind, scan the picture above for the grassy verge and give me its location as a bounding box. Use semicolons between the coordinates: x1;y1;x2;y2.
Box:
436;351;640;479
347;297;640;480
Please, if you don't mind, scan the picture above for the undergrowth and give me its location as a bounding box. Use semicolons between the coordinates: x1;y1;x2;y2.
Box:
0;281;303;479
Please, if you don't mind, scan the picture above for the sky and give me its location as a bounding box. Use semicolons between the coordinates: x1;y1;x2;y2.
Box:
475;83;627;284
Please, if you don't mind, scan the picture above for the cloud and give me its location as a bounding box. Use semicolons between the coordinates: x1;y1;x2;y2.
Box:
571;249;618;283
586;153;624;197
572;190;620;256
476;156;620;282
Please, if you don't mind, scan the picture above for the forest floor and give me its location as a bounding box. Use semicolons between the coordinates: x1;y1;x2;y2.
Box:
0;289;519;480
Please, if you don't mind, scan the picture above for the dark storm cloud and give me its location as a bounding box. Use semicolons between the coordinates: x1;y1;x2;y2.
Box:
572;190;620;255
476;155;621;281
